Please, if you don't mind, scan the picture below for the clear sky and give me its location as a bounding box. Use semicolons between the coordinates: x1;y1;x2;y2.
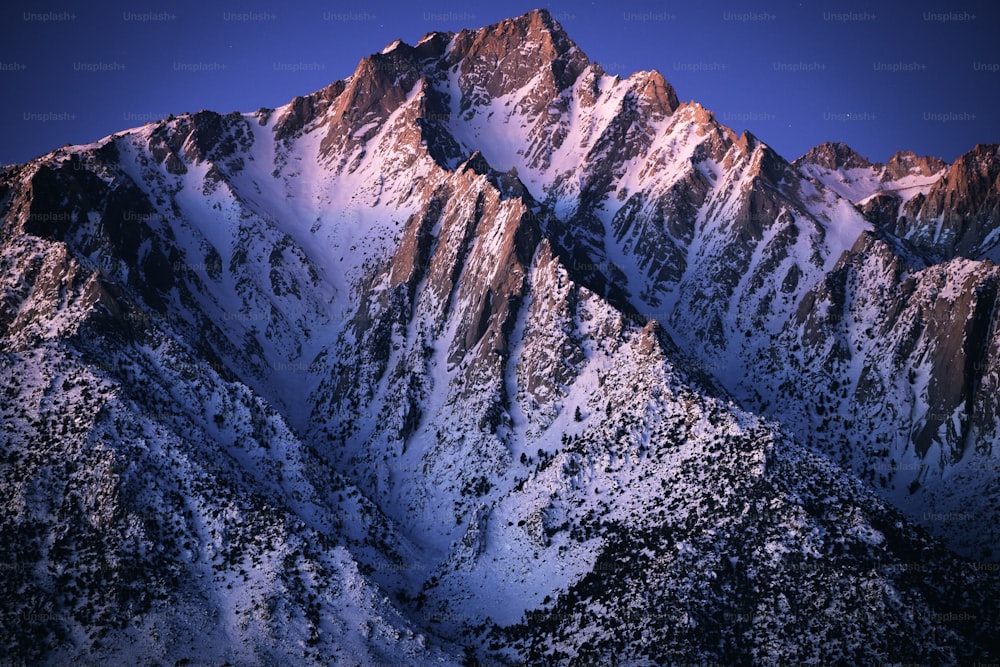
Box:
1;0;997;166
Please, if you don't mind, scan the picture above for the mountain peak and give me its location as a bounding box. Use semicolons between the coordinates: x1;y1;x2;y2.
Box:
445;9;590;118
629;69;679;115
505;8;569;40
881;150;947;180
795;141;872;170
454;8;577;56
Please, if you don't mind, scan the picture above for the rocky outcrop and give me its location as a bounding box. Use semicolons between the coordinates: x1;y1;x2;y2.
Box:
904;144;1000;259
881;150;947;181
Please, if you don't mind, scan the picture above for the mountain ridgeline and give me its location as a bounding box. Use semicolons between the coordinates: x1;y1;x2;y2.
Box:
1;9;999;665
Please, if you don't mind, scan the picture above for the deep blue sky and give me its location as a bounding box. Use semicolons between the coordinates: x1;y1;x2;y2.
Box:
1;0;997;166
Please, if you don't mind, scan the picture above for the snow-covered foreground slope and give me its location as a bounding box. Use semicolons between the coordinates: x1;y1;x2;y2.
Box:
2;8;999;665
0;210;459;664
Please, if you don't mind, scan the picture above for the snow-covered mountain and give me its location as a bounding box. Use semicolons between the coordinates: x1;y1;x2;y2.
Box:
2;9;999;664
794;141;946;206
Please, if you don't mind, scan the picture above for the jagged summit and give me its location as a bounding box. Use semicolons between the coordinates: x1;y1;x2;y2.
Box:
794;141;873;170
470;8;578;54
793;139;948;219
882;150;947;180
378;9;577;63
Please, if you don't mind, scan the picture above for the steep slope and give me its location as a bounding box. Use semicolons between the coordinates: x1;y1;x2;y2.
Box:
1;8;999;665
402;15;1000;559
740;230;1000;557
723;144;1000;559
0;165;459;664
899;144;1000;261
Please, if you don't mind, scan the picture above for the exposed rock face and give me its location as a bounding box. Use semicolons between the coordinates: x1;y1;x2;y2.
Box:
859;191;903;228
1;8;999;666
448;9;592;112
882;150;947;181
902;144;1000;259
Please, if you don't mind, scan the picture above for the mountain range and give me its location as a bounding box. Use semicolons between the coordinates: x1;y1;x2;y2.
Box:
2;9;999;665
